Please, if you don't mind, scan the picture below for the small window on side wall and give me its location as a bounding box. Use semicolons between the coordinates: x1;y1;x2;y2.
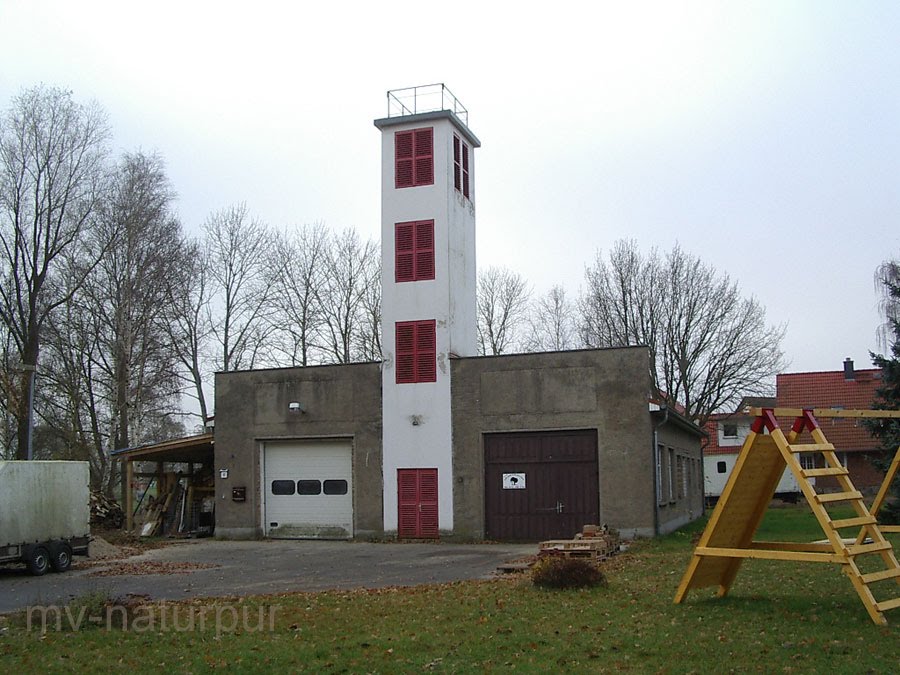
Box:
722;424;738;438
717;461;727;474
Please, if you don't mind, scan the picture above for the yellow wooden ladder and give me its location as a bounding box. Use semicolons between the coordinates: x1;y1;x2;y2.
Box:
675;408;900;625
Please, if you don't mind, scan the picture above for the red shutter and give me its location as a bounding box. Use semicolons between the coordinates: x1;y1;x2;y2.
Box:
397;468;439;538
414;128;433;186
414;220;434;280
395;322;415;383
415;320;436;382
398;470;420;537
462;144;470;198
453;135;461;191
395;132;413;188
395;222;415;282
417;470;439;537
395;320;436;383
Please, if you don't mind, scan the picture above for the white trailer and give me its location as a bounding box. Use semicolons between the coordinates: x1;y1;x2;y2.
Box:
0;461;90;575
704;453;808;503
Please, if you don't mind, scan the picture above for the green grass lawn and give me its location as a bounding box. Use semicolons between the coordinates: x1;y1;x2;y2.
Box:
2;507;899;673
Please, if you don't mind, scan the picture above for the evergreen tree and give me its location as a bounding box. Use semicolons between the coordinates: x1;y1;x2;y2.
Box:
868;263;900;523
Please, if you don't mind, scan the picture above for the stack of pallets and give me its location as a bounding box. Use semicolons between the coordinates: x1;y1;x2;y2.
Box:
539;525;620;564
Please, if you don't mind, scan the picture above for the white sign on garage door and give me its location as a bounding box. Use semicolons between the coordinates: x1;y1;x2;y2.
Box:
263;439;353;539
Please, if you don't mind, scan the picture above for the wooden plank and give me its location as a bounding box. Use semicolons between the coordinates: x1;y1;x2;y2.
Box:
801;468;849;478
789;443;835;453
861;568;900;584
875;597;900;612
749;541;835;553
846;541;893;556
746;407;900;419
831;515;878;529
869;446;900;519
815;490;863;504
880;525;900;533
694;546;840;563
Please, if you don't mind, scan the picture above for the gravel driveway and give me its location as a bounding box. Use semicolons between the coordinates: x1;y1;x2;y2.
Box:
0;539;534;613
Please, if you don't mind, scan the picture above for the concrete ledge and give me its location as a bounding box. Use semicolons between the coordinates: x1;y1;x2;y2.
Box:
215;527;261;540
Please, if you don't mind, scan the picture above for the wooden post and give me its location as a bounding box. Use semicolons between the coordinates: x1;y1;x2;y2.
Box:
126;459;134;532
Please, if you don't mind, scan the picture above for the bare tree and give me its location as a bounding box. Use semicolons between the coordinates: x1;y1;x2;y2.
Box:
204;203;280;372
524;285;578;352
875;260;900;352
0;85;111;459
477;266;532;356
270;223;329;366
165;239;214;425
316;228;378;364
40;151;186;490
579;239;785;424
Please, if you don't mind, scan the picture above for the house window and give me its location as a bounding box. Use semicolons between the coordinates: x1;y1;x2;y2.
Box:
722;423;738;438
395;220;435;282
656;444;665;505
799;454;816;471
668;448;676;502
717;461;727;474
395;128;433;188
395;320;437;384
453;134;470;199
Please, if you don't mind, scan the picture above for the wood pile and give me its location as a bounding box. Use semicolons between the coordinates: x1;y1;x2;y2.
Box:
539;524;621;564
90;490;124;528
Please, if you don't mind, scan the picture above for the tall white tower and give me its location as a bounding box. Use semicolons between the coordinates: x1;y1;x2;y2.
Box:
374;85;480;537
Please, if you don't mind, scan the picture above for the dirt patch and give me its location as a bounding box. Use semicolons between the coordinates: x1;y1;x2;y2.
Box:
88;535;125;560
86;561;219;577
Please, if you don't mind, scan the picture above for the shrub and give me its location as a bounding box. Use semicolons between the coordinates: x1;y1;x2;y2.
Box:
531;556;609;589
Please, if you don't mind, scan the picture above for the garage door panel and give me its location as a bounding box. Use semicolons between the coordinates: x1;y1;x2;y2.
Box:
485;430;598;542
264;440;353;539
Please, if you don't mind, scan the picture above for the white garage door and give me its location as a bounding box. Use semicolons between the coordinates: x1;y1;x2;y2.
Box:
263;440;353;539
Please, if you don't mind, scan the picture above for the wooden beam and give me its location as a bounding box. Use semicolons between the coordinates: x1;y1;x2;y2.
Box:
694;546;842;563
126;459;134;532
746;407;900;419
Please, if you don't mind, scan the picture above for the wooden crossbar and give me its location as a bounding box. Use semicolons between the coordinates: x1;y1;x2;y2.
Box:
746;407;900;419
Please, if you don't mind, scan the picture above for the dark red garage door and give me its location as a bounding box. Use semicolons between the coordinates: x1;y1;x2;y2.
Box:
485;430;599;541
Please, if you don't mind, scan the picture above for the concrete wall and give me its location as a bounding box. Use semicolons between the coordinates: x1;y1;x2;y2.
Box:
450;347;659;539
656;419;705;534
214;363;383;539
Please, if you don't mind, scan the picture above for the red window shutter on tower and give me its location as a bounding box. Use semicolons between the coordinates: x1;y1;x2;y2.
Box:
394;220;434;282
415;321;437;382
395;322;416;383
453;136;461;191
414;220;435;280
395;222;415;282
462;144;470;198
395;320;436;383
414;128;433;185
395;132;414;188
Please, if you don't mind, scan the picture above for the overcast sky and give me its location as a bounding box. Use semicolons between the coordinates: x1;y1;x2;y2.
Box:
2;1;898;378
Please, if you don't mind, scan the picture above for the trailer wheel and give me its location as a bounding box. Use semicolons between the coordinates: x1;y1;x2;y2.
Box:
49;542;73;573
26;546;51;576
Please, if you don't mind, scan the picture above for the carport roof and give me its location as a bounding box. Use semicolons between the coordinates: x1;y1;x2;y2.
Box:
112;433;214;464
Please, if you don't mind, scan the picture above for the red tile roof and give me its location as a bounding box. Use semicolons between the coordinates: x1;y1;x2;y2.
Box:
776;368;883;452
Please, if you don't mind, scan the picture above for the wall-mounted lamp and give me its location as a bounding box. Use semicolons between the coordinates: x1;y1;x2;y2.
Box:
289;401;305;414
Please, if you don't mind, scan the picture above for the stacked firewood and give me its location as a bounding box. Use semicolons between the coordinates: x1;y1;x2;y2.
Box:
90;490;124;528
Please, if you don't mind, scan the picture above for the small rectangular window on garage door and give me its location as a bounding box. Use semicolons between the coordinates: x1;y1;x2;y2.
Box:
271;480;296;495
323;479;348;495
297;480;322;495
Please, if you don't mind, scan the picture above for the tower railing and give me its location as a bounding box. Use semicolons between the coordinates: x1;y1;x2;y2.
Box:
386;84;468;126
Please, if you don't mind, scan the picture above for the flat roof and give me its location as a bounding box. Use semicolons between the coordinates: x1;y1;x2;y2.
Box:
112;433;214;464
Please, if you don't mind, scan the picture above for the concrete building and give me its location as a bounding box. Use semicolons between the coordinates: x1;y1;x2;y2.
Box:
209;85;704;541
